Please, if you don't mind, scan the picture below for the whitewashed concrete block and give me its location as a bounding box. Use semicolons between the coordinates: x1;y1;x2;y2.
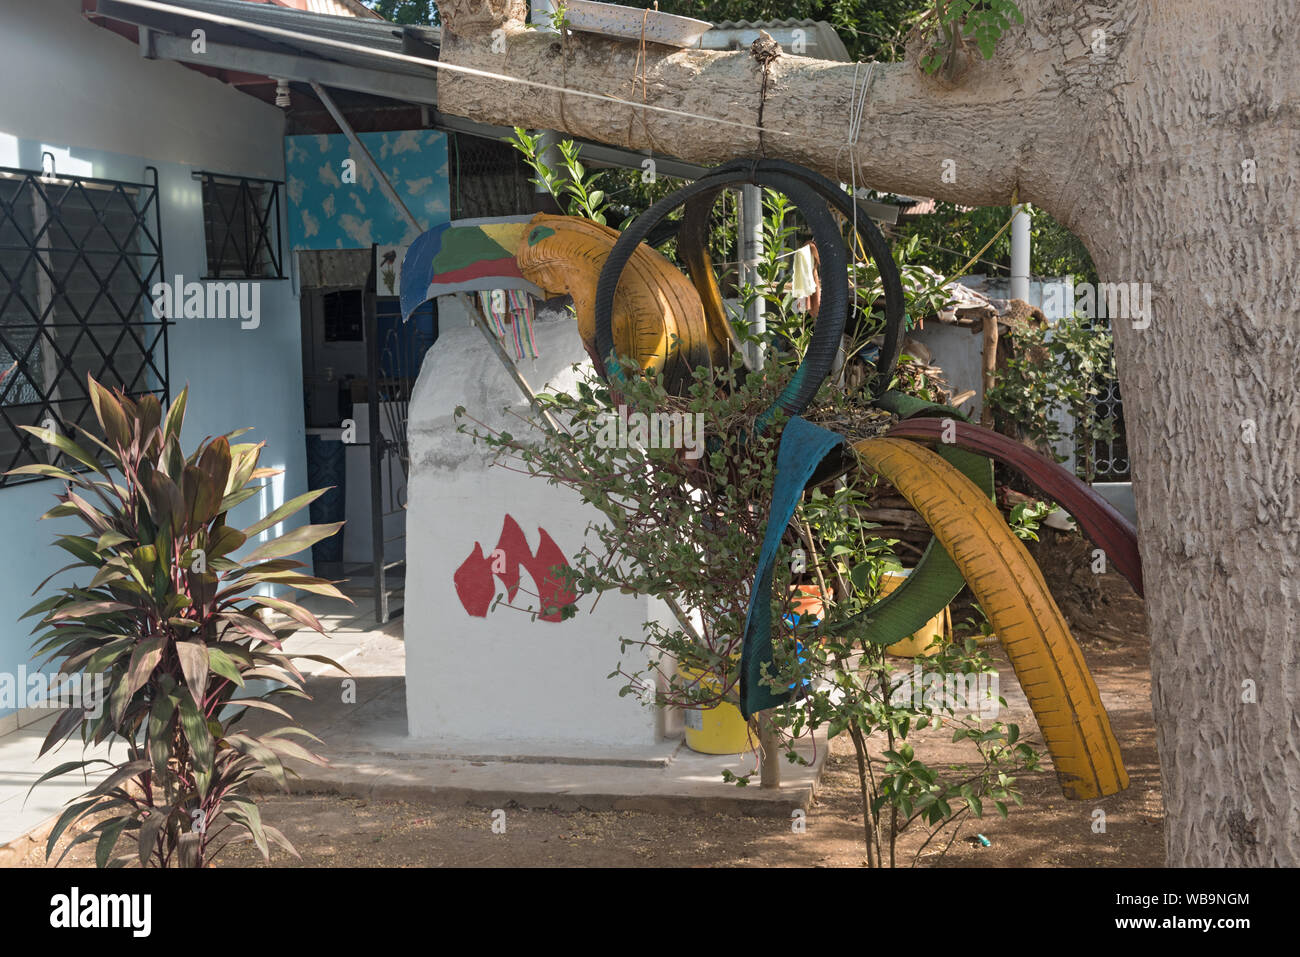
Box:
404;310;671;755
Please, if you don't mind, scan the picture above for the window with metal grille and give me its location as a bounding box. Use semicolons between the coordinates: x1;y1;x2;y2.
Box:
0;164;168;487
448;133;533;220
1075;313;1132;482
199;172;284;280
322;290;364;342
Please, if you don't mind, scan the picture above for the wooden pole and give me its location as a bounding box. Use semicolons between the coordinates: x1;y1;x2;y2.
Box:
759;711;781;788
979;317;999;429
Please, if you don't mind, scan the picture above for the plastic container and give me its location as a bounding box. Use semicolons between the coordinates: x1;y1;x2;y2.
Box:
678;664;753;755
878;570;949;658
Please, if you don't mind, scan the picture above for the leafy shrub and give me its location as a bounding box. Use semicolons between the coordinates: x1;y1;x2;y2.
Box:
15;376;344;867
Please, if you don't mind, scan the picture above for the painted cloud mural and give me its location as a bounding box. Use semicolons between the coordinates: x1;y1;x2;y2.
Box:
284;129;450;251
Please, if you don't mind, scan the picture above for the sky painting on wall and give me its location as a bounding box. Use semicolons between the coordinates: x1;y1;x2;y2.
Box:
284;129;449;251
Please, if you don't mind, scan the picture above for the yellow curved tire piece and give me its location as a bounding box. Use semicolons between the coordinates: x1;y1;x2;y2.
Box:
852;437;1129;800
515;214;710;393
678;195;742;368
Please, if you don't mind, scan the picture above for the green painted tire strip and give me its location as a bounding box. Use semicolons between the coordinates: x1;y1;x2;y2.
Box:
822;390;993;646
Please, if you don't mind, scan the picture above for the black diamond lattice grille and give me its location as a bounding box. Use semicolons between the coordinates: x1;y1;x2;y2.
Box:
199;172;283;280
0;165;168;487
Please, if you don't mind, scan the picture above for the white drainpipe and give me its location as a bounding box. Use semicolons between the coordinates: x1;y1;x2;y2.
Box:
1010;203;1031;302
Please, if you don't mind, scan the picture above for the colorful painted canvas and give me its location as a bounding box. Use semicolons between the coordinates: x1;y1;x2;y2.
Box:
399;215;543;320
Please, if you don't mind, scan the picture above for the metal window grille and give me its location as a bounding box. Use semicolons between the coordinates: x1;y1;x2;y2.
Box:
1087;369;1131;480
448;133;533;220
0;162;168;488
1076;313;1131;481
198;172;284;280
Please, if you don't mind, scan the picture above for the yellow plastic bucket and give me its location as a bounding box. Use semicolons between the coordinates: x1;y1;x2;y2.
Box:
678;664;753;755
878;570;949;658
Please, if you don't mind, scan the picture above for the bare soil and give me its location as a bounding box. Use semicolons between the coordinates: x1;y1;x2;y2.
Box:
16;529;1163;868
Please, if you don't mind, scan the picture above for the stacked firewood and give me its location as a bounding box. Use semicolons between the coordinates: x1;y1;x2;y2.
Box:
859;487;935;560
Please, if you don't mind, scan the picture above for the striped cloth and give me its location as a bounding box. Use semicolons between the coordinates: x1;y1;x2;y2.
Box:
478;289;538;360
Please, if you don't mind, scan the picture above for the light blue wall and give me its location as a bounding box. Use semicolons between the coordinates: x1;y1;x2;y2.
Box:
0;0;309;718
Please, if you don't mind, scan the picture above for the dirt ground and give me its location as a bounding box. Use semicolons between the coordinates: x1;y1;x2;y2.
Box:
16;529;1163;868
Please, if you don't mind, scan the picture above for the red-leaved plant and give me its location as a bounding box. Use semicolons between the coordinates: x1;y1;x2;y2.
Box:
13;375;345;867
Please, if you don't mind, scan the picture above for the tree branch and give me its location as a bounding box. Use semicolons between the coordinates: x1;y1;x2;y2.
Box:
433;1;1130;212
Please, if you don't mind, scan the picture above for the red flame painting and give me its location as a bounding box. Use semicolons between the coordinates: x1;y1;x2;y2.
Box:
453;515;576;623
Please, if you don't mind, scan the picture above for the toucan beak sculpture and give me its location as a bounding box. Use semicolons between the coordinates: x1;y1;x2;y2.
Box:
514;213;727;391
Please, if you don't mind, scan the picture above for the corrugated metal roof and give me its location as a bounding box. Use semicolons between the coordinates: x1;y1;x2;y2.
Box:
274;0;383;18
702;19;851;62
94;0;440;76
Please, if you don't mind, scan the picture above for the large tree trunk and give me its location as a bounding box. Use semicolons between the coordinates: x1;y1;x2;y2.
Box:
434;0;1300;866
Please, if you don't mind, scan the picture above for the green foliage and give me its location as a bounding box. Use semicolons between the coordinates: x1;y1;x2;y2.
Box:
917;0;1024;75
360;1;439;25
462;352;788;705
776;630;1036;863
745;481;1039;865
1007;498;1053;541
546;1;571;33
13;376;345;867
630;0;931;62
508;127;613;225
892;203;1098;286
984;312;1119;481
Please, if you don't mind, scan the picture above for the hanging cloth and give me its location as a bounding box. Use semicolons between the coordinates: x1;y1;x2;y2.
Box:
478;289;539;360
791;243;819;314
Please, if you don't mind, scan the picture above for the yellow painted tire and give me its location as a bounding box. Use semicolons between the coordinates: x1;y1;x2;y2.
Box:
852;438;1129;799
678;194;743;368
515;214;711;392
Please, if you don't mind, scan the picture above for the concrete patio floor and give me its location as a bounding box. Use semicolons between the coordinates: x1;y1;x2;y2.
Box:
1;580;826;862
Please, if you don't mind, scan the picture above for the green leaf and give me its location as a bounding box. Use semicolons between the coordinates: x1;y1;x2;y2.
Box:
225;733;287;789
28;760;104;799
206;647;246;687
249;595;324;633
89;760;151;799
223;796;269;859
242;522;343;563
45;798;103;859
241;488;328;539
137;805;172;866
49;600;133;621
148;690;179;775
125;636;166;699
4;463;79;482
176;639;210;705
163;386;188;443
18;425;106;476
208;525;247;559
87;376;131;450
95;530;132;551
179;695;214;796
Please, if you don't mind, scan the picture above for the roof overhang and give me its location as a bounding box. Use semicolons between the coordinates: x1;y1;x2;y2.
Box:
84;0;898;220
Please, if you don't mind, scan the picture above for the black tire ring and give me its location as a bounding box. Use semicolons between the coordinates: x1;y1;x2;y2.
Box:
706;159;907;399
595;169;848;426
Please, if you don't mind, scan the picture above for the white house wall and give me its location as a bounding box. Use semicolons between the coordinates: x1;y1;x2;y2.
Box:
0;0;307;725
